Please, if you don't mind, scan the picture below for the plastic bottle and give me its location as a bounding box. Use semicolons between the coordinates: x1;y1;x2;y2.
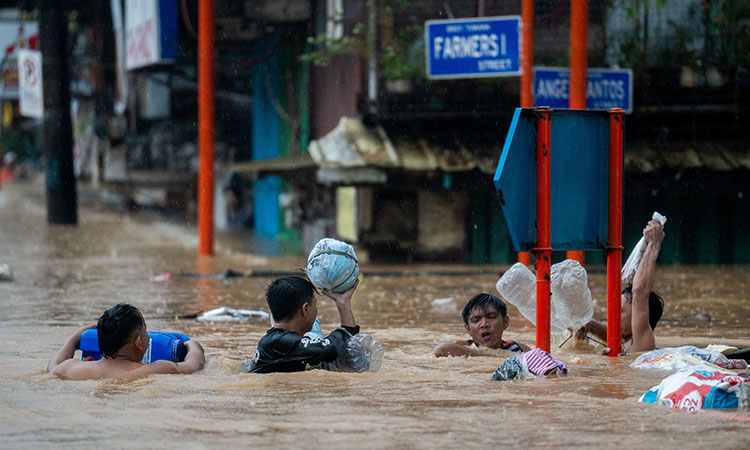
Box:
550;259;594;329
495;261;594;333
328;334;384;373
304;317;324;340
80;330;189;362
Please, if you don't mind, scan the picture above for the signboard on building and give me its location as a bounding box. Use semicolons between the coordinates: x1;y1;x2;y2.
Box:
425;16;521;79
533;66;633;113
17;49;43;119
125;0;178;70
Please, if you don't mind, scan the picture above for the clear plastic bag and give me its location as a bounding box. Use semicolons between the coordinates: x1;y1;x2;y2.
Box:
329;333;384;373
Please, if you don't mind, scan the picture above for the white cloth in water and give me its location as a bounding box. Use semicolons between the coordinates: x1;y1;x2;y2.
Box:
621;211;667;285
197;307;270;322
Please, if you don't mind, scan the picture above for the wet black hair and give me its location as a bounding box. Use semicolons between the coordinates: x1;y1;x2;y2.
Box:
97;303;145;359
622;287;664;330
462;293;508;324
266;276;316;322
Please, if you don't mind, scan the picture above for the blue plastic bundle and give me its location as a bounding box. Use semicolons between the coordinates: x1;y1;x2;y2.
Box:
80;329;190;363
305;238;359;293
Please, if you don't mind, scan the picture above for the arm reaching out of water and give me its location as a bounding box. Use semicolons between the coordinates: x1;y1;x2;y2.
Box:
47;324;96;374
321;279;358;329
629;219;664;353
575;219;664;355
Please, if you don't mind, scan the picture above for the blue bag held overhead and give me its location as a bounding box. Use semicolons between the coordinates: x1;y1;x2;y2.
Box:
80;329;190;363
306;238;359;294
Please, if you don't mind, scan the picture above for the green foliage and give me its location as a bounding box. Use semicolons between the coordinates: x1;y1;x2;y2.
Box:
298;33;367;66
382;24;424;80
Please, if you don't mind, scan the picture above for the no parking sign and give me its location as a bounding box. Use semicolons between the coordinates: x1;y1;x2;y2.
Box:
18;49;43;119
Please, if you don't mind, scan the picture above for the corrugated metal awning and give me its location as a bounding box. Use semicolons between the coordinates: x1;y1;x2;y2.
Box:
308;117;498;174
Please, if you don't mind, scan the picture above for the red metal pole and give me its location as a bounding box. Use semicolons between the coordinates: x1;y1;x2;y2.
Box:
567;0;588;265
520;0;533;108
517;0;534;267
606;108;625;356
198;0;215;256
569;0;588;110
534;107;552;352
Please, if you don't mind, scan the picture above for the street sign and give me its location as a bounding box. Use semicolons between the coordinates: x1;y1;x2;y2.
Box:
125;0;178;70
17;49;43;119
425;16;521;79
494;108;617;251
533;66;633;113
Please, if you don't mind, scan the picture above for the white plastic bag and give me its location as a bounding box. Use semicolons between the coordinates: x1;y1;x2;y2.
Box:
621;212;667;285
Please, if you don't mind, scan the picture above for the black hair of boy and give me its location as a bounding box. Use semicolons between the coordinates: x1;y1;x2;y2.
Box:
97;303;145;358
622;287;664;330
461;293;508;325
266;276;316;322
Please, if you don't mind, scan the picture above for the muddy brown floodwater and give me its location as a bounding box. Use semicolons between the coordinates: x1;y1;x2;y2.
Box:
1;181;749;449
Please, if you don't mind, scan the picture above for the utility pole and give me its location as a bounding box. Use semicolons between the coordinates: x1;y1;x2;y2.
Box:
567;0;588;264
198;0;215;255
39;0;77;224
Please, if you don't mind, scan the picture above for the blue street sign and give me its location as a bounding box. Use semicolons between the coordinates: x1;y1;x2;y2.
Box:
533;66;633;113
494;108;619;251
425;16;521;79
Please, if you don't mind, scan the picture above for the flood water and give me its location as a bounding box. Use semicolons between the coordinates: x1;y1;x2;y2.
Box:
1;181;749;449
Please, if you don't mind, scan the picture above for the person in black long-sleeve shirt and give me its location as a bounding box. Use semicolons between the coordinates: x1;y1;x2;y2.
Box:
247;276;360;373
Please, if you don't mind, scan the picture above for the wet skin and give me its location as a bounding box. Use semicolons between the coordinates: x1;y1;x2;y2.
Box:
464;305;510;349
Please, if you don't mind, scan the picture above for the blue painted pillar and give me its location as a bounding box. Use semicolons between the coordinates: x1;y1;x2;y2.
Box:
251;38;281;238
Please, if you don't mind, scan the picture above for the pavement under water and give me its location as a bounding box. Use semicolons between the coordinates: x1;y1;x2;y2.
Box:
1;181;749;449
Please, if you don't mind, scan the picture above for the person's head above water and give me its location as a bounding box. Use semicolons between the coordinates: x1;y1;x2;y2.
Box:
461;293;510;349
620;287;664;340
266;276;317;331
97;303;148;360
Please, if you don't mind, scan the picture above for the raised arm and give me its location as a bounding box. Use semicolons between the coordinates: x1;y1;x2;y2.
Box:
629;220;664;352
47;325;96;374
321;279;358;328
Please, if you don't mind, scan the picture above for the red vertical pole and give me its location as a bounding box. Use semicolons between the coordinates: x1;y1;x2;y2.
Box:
534;107;552;352
518;0;534;267
569;0;588;109
520;0;533;108
198;0;215;256
606;108;625;356
567;0;588;265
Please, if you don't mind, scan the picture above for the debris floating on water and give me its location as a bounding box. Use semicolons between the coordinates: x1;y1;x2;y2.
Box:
0;263;13;281
196;307;270;322
430;297;455;307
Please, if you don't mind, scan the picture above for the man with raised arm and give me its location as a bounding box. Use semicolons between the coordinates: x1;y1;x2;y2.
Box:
247;276;360;373
47;304;205;380
576;219;666;354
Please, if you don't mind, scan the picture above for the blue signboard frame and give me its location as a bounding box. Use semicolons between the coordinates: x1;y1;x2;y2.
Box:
425;16;521;79
493;108;620;251
533;66;633;113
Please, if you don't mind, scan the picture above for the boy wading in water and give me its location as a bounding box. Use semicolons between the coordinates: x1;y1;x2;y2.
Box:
433;293;531;357
247;276;361;373
47;304;205;380
576;219;665;354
